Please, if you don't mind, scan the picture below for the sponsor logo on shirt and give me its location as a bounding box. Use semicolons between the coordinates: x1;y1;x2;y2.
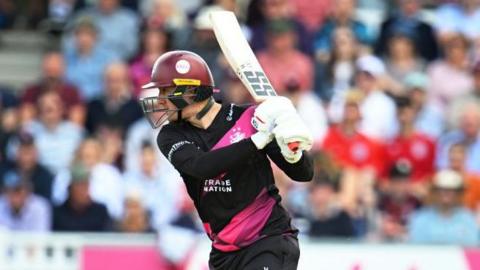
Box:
203;178;233;193
168;140;194;162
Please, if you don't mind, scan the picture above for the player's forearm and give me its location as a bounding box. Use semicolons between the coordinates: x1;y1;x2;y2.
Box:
178;139;258;179
266;142;314;182
281;151;314;182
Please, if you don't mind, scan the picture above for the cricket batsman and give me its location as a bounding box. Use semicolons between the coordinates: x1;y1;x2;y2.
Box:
139;50;314;269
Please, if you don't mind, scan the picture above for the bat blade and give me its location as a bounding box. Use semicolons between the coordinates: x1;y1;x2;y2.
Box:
210;11;300;152
209;11;277;102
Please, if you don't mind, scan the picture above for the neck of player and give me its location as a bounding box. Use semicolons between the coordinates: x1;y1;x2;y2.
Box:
188;101;222;129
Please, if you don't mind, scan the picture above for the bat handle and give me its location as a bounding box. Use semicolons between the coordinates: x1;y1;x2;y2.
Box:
288;142;300;152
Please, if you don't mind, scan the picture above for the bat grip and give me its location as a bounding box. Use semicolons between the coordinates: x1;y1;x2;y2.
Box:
288;142;300;152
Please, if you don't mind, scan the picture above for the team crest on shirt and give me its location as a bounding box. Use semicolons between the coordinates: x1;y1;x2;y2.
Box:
229;127;246;143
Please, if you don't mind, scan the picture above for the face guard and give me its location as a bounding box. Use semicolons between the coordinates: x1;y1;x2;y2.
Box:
139;79;205;128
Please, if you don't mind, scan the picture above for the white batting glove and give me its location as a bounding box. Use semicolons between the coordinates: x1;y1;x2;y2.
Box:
273;113;313;163
252;96;296;133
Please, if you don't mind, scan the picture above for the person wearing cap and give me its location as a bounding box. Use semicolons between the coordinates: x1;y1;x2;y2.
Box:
52;162;112;232
52;138;124;220
117;188;152;233
402;71;445;138
329;54;397;141
408;169;478;245
0;170;51;231
257;18;314;95
64;16;118;101
377;159;421;242
385;96;436;187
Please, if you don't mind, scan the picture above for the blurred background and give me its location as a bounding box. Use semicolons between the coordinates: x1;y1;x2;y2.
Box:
1;0;480;269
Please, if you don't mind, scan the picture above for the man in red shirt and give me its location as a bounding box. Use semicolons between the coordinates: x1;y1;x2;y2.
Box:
385;97;435;181
321;90;385;177
384;97;436;199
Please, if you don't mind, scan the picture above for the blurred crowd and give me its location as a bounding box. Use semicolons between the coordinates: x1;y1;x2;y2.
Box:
1;0;480;263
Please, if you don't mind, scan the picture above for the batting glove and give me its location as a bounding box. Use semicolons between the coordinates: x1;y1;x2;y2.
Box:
273;113;313;163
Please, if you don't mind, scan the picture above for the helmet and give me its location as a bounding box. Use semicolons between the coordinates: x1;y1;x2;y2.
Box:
142;50;214;90
139;50;215;128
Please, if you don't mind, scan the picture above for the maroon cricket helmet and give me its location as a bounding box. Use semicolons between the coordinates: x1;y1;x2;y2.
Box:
139;51;215;129
142;50;214;90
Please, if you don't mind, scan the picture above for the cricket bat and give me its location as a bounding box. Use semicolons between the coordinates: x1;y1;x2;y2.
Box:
209;11;299;151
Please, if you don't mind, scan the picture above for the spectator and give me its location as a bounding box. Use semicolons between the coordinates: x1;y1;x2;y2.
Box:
427;34;473;111
321;90;385;177
0;0;16;29
313;0;370;61
45;0;86;37
402;72;445;138
283;79;328;145
129;27;170;98
408;169;478;245
329;55;397;141
123;118;182;192
64;17;118;101
434;0;480;43
124;142;181;229
257;18;314;94
218;71;255;104
72;0;140;60
53;138;124;219
448;60;480;126
314;27;359;101
381;26;426;96
307;174;355;238
23;91;84;174
0;86;19;162
447;143;480;213
117;190;153;233
290;0;331;33
141;0;187;32
249;0;313;56
385;97;436;186
436;102;480;174
0;133;54;202
85;62;143;135
377;160;421;242
0;171;51;231
53;163;112;232
177;5;223;85
375;0;439;62
21;51;85;126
